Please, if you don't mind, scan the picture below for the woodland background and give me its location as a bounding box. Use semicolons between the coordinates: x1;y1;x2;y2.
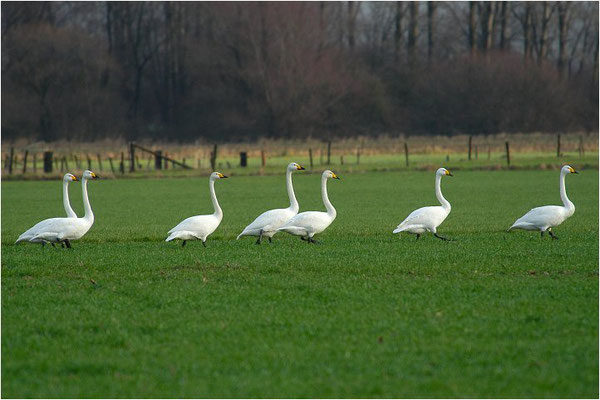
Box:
2;1;598;143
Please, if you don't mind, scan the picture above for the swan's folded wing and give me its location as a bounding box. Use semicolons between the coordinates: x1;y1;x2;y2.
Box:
242;208;293;233
513;205;565;227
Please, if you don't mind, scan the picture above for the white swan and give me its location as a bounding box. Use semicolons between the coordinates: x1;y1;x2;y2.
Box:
277;170;340;243
16;173;80;246
393;167;453;241
237;162;305;244
24;170;99;248
166;172;228;247
508;165;578;239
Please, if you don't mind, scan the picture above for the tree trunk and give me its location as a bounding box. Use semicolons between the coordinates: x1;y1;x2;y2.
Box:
538;2;552;65
523;3;533;62
468;2;476;54
427;2;436;61
480;1;495;52
407;2;419;64
557;2;570;78
499;1;510;50
394;2;404;61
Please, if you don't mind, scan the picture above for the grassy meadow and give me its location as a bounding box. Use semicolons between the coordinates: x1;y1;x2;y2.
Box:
1;168;598;398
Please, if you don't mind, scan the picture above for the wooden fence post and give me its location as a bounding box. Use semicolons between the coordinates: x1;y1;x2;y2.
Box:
22;150;28;173
54;156;59;170
155;150;162;170
8;147;14;174
475;145;478;160
340;155;344;165
63;156;69;170
556;134;561;157
356;147;360;165
164;152;169;169
43;151;53;173
309;148;313;169
210;144;217;170
327;141;331;165
74;155;81;169
579;136;584;158
33;153;37;172
487;146;491;160
97;153;103;171
404;142;409;167
119;152;125;174
108;157;115;174
505;141;510;165
86;154;92;170
261;149;266;167
129;142;135;172
468;136;473;160
239;152;247;167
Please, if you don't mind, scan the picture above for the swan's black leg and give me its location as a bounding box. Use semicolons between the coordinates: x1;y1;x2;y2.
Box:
308;237;319;244
202;240;207;247
256;230;263;245
64;239;72;249
433;233;450;241
268;237;272;243
181;240;187;247
61;242;65;248
416;234;420;241
548;229;558;240
301;236;308;241
540;231;545;238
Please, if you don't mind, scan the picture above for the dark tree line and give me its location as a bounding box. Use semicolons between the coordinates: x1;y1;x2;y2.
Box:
2;1;598;142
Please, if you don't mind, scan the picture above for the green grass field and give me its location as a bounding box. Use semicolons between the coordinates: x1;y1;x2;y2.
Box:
2;169;598;398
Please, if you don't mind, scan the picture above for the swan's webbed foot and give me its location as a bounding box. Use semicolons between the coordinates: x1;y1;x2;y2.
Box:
548;229;559;240
202;240;207;247
433;233;451;241
181;240;187;247
63;239;72;249
308;237;318;244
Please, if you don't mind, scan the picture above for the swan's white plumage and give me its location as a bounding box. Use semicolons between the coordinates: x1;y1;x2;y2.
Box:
19;170;98;245
393;168;452;237
278;170;339;241
508;165;577;234
166;172;227;244
16;173;79;243
237;162;305;241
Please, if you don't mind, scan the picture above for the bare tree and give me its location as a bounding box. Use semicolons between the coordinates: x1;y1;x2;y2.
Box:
407;2;419;63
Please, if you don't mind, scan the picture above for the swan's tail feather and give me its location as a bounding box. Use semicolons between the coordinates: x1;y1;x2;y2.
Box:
166;231;200;242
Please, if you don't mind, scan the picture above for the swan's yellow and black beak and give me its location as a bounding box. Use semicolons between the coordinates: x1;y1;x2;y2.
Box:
217;173;228;179
296;165;305;170
569;167;578;174
71;175;79;182
445;169;453;177
332;172;340;180
91;172;99;179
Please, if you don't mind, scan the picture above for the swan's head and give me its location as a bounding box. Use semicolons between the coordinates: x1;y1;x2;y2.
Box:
323;170;340;180
211;172;229;180
562;165;578;174
63;173;78;182
287;162;305;171
437;168;453;177
82;170;99;180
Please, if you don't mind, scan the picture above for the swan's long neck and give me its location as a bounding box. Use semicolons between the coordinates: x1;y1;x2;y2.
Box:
435;175;451;210
321;175;336;218
63;180;76;217
559;170;574;212
209;178;223;219
81;177;94;222
286;169;299;212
